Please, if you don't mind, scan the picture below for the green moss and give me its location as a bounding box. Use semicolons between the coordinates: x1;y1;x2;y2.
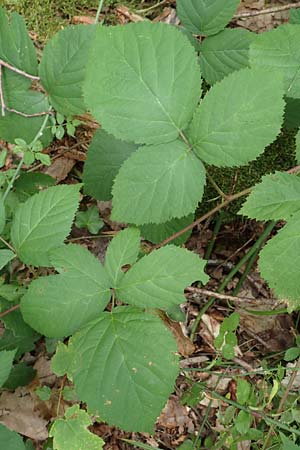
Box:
3;0;99;41
200;129;297;217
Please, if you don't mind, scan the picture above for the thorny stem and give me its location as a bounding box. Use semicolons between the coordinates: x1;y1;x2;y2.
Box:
206;172;227;200
0;59;40;81
95;0;105;24
185;286;271;305
0;304;20;318
154;187;252;249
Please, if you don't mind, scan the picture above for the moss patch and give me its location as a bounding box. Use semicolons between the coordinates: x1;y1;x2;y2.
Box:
200;129;297;217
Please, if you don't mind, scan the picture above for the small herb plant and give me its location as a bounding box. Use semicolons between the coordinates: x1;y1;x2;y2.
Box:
1;0;300;448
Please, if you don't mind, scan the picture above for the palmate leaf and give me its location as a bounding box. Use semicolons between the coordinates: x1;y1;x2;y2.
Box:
21;244;111;338
176;0;240;36
83;129;138;201
259;216;300;310
117;245;208;309
0;424;25;450
112;140;206;225
199;29;255;85
11;184;81;266
141;214;194;246
250;24;300;99
52;306;179;432
84;22;201;145
240;172;300;221
104;228;140;287
40;25;96;116
188;68;285;167
0;349;16;388
50;405;105;450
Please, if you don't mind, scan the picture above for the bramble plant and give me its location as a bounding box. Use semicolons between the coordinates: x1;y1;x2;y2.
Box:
1;0;300;448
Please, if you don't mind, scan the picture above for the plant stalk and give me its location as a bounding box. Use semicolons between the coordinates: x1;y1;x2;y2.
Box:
95;0;105;24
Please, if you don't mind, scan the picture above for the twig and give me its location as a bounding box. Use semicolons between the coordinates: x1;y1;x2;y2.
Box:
5;107;51;118
154;187;251;249
0;59;39;80
95;0;105;24
234;2;300;19
136;0;168;14
0;304;20;318
186;286;264;305
0;236;15;252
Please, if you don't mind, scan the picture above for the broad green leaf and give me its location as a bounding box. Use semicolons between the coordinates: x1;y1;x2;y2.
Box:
280;434;300;450
40;25;96;116
112;140;206;225
21;244;111;338
240;172;300;221
188;68;284;167
0;298;39;357
0;197;6;234
259;217;300;310
290;8;300;24
250;24;300;99
0;8;37;75
14;172;55;201
51;341;76;378
284;98;300;129
75;206;104;234
0;349;16;387
83;129;138;201
141;214;193;246
176;0;240;36
0;71;52;145
59;307;179;432
0;250;15;270
3;362;36;390
236;379;251;405
117;245;209;309
35;386;51;401
0;424;25;450
105;228;140;287
50;405;105;450
11;184;81;266
199;29;255;85
235;410;252;435
296;129;300;164
284;347;300;362
84;22;201;145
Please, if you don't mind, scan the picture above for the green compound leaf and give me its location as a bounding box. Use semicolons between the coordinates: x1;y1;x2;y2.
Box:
117;245;209;309
0;424;25;450
21;244;111;338
259;217;300;310
188;68;284;167
296;129;300;164
112;140;206;225
0;349;16;388
0;250;15;270
199;29;255;85
50;405;105;450
0;8;37;75
105;228;140;287
250;24;300;99
84;22;201;145
40;25;96;116
141;214;194;246
83;129;138;201
240;172;300;221
11;184;81;266
57;306;179;432
176;0;240;36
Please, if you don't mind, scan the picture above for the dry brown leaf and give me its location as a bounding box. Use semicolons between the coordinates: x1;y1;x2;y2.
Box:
158;311;195;357
158;396;193;430
72;15;95;25
45;157;75;182
115;6;144;23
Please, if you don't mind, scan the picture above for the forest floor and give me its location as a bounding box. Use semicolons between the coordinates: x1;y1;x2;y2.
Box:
1;1;300;449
